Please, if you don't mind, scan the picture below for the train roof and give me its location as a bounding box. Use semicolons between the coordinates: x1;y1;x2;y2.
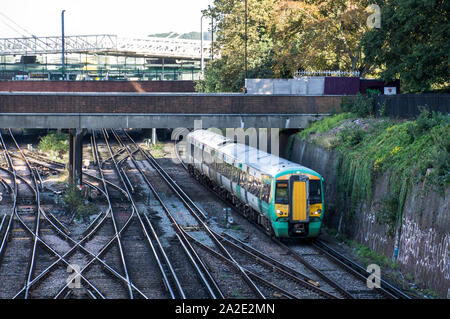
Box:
188;129;230;149
187;130;321;179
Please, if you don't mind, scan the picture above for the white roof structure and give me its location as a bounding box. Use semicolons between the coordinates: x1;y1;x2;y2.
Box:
0;34;212;60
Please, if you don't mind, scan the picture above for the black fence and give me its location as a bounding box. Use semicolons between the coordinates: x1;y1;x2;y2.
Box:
374;94;450;118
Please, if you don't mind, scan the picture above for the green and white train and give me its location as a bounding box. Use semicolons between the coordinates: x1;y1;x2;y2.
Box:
185;130;325;238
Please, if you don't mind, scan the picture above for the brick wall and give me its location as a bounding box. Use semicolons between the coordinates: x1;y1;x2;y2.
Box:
0;93;344;114
0;80;196;93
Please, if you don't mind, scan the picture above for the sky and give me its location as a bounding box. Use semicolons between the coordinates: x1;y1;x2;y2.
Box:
0;0;213;38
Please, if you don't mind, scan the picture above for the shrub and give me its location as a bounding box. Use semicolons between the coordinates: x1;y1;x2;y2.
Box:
61;184;97;222
38;132;69;153
340;92;378;117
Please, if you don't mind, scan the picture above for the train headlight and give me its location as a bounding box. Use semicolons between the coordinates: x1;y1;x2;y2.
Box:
313;209;322;216
276;209;287;217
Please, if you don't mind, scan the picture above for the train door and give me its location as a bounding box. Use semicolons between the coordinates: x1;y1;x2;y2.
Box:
289;175;309;223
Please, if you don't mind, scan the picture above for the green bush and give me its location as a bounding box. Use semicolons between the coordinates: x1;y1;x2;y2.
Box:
340;92;378;117
38;132;69;153
62;184;97;222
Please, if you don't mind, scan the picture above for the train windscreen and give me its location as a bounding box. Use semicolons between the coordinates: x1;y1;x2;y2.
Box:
275;182;289;204
309;180;322;204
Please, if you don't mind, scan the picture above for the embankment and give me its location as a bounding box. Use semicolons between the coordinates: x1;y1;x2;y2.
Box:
287;114;449;297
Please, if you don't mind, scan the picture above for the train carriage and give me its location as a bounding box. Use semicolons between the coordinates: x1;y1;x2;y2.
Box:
185;130;325;238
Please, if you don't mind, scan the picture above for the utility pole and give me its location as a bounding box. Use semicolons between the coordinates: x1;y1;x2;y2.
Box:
200;14;206;73
244;0;248;81
211;15;214;60
61;10;66;80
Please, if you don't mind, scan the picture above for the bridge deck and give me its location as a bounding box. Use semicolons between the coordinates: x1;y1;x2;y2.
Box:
0;92;344;128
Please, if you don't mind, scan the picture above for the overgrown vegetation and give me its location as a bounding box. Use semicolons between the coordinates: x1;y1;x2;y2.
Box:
298;112;356;139
299;105;449;234
327;228;398;269
61;184;97;223
38;132;69;155
340;92;379;117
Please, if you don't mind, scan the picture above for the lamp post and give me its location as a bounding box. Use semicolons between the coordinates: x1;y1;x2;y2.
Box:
244;0;248;81
61;10;66;80
200;14;206;73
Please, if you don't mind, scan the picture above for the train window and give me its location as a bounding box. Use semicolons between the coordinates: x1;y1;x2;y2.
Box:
203;150;209;166
239;168;247;188
309;180;322;204
232;166;239;183
275;182;289;204
247;174;261;197
261;175;271;203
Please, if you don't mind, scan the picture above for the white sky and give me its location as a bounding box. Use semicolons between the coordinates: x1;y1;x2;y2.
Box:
0;0;213;38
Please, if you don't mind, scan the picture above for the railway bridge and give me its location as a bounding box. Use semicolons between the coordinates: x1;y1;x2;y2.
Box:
0;84;343;184
0;91;341;129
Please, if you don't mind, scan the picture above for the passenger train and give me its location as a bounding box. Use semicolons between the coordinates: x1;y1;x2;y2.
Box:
185;130;325;238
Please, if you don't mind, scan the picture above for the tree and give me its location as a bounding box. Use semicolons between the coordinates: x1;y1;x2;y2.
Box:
197;0;277;92
362;0;450;92
272;0;377;77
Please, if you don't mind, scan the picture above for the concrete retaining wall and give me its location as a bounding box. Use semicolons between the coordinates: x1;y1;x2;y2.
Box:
290;135;450;297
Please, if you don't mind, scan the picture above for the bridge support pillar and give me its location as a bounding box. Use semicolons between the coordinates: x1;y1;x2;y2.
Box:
68;128;86;186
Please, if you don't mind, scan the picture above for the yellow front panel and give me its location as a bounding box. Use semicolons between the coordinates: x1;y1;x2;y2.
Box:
292;181;307;221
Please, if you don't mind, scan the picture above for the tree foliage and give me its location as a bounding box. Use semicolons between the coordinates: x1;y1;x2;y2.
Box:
362;0;450;92
196;0;449;93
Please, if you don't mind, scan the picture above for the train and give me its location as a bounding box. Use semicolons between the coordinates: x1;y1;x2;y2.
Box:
185;129;325;238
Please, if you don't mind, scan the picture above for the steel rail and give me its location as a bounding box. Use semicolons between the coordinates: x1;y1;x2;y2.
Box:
120;130;266;299
6;129;43;299
1;135;146;299
8;149;130;198
2;152;146;299
16;180;146;299
105;129;186;299
126;138;339;299
174;140;410;299
92;130;135;299
312;240;410;299
0;133;17;265
111;129;223;299
172;140;358;299
0;168;106;299
52;133;149;299
183;231;296;299
3;169;107;298
216;231;341;299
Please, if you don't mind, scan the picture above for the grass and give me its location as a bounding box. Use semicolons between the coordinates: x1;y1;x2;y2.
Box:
143;141;165;158
298;112;356;139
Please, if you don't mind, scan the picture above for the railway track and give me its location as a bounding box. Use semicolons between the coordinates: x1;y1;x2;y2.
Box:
169;140;411;300
0;129;220;299
0;129;412;299
116;130;346;299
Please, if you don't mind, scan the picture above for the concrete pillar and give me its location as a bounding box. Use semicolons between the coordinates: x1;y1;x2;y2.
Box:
68;130;74;185
152;128;157;145
68;128;86;186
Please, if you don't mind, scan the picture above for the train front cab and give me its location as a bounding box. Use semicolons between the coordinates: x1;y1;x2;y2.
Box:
272;174;324;238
